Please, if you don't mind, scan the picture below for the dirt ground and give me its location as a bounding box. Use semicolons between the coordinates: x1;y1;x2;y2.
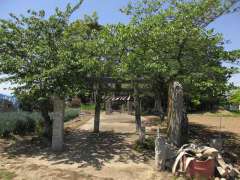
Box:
189;113;240;135
188;114;240;168
0;112;173;180
0;112;239;180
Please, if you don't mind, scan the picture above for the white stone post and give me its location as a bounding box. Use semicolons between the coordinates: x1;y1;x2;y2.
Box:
52;96;65;152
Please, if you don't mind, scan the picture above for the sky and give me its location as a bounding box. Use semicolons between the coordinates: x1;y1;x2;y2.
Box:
0;0;240;95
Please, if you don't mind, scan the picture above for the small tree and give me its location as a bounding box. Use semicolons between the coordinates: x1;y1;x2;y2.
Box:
67;16;119;133
229;89;240;105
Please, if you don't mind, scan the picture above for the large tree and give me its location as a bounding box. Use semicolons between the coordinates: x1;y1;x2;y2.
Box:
0;1;85;151
120;0;240;145
66;15;120;133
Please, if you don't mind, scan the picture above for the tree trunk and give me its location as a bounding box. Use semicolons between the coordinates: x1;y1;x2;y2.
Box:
154;95;165;121
52;96;65;151
134;83;142;132
40;107;52;139
94;83;101;133
167;81;188;147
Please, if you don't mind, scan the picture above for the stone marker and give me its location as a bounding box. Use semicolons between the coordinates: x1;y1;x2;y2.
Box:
167;81;188;147
52;96;65;151
155;129;167;171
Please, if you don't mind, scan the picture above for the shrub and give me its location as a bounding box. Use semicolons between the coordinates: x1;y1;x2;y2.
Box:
13;117;36;135
64;108;80;122
0;111;42;137
0;107;89;137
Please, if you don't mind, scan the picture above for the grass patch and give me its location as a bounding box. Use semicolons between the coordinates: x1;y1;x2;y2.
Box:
0;169;16;180
191;110;240;117
229;111;240;117
81;103;95;111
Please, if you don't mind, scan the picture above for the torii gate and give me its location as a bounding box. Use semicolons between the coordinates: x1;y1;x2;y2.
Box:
102;95;133;115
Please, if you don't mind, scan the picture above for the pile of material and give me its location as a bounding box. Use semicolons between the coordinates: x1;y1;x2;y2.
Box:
172;144;240;179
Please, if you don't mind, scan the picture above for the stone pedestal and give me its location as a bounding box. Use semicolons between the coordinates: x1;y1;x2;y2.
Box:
155;134;167;171
155;129;177;171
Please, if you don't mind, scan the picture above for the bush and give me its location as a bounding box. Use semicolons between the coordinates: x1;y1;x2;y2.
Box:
0;111;42;137
13;117;36;135
64;108;80;122
0;107;89;137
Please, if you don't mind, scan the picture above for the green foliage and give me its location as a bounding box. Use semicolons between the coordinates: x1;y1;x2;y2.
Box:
0;2;87;100
117;0;240;110
64;108;80;122
0;107;91;136
64;104;95;122
0;112;42;137
229;89;240;104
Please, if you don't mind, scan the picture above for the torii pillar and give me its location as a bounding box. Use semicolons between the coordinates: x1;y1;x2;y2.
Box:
127;96;133;115
105;99;112;115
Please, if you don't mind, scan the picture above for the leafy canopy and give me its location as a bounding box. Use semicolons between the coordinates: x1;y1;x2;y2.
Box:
0;2;87;98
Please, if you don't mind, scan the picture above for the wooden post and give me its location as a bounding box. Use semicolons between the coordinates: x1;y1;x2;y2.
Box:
52;96;65;151
167;81;188;147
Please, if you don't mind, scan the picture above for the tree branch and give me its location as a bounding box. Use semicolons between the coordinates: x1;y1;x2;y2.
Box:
65;0;85;19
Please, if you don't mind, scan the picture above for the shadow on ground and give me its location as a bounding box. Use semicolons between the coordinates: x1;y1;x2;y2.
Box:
189;123;240;165
3;130;149;170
